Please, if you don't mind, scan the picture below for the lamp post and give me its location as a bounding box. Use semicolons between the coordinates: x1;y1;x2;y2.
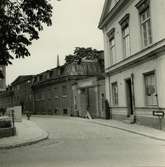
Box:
11;109;15;136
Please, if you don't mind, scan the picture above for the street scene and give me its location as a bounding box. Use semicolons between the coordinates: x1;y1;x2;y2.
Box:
0;0;165;166
1;116;165;167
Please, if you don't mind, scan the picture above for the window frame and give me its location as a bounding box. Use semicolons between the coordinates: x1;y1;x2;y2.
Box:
122;25;131;58
109;37;116;65
111;82;119;106
143;71;157;106
140;8;152;47
136;0;152;48
62;85;67;97
107;28;116;65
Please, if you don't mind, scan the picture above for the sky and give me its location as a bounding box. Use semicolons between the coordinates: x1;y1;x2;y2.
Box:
6;0;104;85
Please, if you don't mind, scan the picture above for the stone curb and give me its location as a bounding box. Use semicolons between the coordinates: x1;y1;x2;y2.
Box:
90;120;165;142
0;131;49;150
0;123;49;150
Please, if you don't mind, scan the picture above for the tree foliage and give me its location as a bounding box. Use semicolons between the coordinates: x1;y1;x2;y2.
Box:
0;0;53;65
65;47;104;64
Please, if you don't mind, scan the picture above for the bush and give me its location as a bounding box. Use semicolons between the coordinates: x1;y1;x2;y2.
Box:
0;117;12;128
0;108;6;116
0;120;11;128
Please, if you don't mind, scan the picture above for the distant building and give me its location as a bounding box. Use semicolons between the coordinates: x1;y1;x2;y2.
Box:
0;65;6;91
11;75;34;113
32;59;104;116
99;0;165;129
0;52;105;118
72;75;105;119
0;75;34;112
0;87;13;110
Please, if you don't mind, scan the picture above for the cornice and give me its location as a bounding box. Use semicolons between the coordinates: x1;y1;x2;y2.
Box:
105;39;165;76
98;0;127;29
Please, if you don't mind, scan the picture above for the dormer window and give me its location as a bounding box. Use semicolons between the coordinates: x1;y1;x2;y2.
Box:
49;71;53;78
136;0;152;47
39;75;43;81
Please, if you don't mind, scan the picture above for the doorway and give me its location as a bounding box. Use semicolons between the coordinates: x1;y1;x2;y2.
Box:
125;79;134;117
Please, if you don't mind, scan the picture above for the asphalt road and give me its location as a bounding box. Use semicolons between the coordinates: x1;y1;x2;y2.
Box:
0;116;165;167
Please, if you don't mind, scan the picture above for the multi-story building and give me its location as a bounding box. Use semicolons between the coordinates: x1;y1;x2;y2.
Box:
0;52;105;117
32;59;104;116
99;0;165;129
0;75;34;113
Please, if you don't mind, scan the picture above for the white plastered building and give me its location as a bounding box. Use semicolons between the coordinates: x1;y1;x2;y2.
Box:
99;0;165;129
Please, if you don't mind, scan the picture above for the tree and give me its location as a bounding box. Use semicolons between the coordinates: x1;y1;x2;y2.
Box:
65;54;76;64
65;47;104;64
0;0;53;65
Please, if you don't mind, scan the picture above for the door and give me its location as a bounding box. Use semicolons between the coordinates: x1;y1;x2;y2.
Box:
125;79;134;117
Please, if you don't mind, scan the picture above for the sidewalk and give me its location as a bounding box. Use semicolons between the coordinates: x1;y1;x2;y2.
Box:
0;119;48;149
88;119;165;141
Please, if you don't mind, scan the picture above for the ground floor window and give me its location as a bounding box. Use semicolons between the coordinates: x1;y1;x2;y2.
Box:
111;82;118;106
144;72;157;106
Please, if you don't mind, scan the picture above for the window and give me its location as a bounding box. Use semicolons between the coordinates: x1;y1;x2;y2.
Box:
16;85;20;90
112;82;118;105
107;28;116;65
136;0;152;47
47;71;53;79
119;14;130;58
109;38;116;64
144;72;157;106
47;89;52;100
62;85;67;96
140;8;152;47
122;26;131;57
39;75;43;81
54;87;59;98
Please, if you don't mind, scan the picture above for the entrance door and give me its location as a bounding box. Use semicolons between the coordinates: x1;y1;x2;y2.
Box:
125;79;134;117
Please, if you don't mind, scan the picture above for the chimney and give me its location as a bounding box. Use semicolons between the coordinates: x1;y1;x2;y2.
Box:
57;54;60;67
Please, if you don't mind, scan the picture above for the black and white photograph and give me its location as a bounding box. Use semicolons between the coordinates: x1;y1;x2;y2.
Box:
0;0;165;166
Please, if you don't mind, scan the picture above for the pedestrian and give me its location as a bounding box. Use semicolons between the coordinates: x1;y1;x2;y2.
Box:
26;112;31;120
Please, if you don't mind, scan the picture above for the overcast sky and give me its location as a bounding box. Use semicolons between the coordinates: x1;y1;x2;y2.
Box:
6;0;104;84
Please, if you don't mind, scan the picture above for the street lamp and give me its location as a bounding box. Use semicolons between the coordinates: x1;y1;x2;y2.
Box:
11;109;15;136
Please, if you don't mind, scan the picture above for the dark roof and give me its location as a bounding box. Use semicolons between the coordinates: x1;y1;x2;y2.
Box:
12;75;34;86
32;59;105;88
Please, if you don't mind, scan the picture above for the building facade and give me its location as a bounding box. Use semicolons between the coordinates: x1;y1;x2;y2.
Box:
11;75;34;113
32;60;104;116
99;0;165;129
0;87;13;110
0;75;33;113
72;76;105;119
0;52;105;117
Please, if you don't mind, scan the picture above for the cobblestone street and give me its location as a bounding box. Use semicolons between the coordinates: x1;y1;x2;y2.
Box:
0;116;165;167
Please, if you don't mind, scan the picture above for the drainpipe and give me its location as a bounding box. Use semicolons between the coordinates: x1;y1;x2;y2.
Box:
131;73;136;123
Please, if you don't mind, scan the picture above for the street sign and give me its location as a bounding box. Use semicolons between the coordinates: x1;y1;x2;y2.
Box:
153;110;164;117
